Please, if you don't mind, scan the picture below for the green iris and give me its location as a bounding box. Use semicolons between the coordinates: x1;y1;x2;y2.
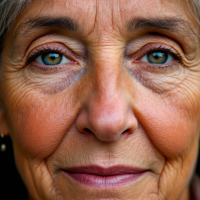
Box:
42;53;62;65
147;51;168;64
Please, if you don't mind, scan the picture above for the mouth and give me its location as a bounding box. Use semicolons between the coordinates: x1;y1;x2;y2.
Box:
62;165;149;188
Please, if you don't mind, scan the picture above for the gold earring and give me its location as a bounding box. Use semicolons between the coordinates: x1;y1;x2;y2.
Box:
1;133;6;152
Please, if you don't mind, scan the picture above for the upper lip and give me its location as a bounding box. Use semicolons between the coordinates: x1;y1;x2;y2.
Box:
63;165;149;176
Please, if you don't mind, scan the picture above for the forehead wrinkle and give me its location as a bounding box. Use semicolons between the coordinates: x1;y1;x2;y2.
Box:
111;0;124;36
85;0;117;40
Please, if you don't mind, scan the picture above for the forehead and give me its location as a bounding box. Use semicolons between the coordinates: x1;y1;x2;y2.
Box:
14;0;196;37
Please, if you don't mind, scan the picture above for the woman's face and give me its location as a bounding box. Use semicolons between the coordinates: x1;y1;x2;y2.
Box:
1;0;200;199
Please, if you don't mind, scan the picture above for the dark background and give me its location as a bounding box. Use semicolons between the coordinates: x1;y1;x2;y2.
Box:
1;136;200;200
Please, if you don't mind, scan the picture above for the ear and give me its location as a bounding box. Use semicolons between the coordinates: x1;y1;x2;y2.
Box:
0;105;9;136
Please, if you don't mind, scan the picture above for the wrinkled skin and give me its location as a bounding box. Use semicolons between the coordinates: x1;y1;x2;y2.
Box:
1;0;200;199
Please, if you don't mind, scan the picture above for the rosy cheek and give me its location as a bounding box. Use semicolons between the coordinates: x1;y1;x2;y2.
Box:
10;90;79;159
136;93;197;157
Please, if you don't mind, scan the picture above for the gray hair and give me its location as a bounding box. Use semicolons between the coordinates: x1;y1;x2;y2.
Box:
186;0;200;24
0;0;31;56
0;0;200;54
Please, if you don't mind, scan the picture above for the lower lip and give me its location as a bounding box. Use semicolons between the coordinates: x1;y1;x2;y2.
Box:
64;171;146;188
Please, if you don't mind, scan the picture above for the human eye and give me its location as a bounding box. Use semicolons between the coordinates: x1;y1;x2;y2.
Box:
138;45;181;67
27;44;77;72
36;52;71;65
141;50;174;64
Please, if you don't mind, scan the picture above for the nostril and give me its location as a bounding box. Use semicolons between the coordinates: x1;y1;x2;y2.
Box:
122;128;134;135
84;128;92;133
122;129;129;134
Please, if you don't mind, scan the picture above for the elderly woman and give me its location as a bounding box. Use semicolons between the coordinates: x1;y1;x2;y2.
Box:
0;0;200;199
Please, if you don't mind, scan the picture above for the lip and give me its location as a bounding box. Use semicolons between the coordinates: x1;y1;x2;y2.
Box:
62;165;149;188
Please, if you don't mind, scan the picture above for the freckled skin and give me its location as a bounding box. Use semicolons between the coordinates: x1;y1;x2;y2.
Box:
0;0;200;199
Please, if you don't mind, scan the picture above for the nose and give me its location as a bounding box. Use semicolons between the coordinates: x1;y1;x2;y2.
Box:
76;61;138;142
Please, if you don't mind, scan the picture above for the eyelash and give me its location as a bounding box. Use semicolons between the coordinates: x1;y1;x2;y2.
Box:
144;46;180;59
26;46;74;66
137;45;182;65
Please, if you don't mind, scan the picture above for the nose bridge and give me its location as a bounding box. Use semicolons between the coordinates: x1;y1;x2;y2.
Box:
90;45;124;114
94;59;120;100
92;42;123;94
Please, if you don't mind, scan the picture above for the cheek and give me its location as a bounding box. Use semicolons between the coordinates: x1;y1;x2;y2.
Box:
136;92;199;158
7;89;79;159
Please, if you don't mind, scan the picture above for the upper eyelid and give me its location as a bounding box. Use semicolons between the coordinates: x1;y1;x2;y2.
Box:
26;43;82;65
27;46;69;62
141;47;181;60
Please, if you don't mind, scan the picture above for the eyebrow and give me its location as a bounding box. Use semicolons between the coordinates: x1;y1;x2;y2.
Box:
13;16;79;42
127;17;195;33
26;16;78;31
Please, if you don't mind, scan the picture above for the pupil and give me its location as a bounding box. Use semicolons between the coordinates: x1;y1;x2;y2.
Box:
42;53;62;65
50;54;57;60
147;51;168;64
